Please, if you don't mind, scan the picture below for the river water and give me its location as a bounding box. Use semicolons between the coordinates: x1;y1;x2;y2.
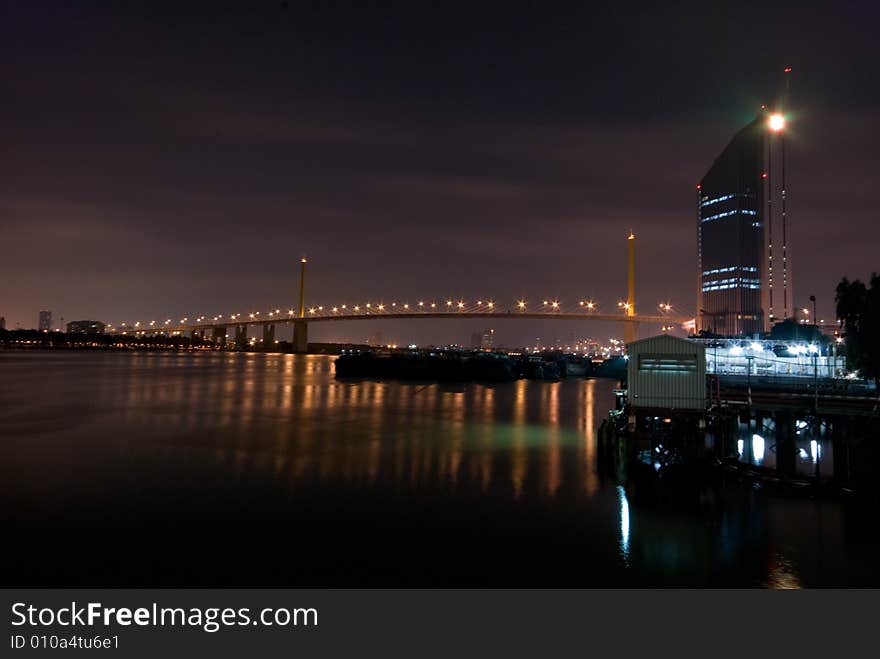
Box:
2;351;878;587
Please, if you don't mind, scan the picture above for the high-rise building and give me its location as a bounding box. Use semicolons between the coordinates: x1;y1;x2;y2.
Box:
696;106;792;336
38;310;52;332
481;328;495;350
0;316;5;330
470;329;495;350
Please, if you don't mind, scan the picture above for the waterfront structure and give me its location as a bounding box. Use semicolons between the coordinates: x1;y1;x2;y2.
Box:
697;102;792;336
695;337;844;379
626;334;706;410
67;320;106;334
38;310;52;332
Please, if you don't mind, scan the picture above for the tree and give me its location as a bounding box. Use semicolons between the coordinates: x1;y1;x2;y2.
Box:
769;318;824;343
835;273;880;386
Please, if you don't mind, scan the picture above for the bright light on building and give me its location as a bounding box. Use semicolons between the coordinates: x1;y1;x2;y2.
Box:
768;113;785;132
752;434;766;463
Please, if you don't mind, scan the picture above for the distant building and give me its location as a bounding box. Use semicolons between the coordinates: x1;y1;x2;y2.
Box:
697;109;792;337
66;320;106;334
481;328;495;350
0;316;5;330
471;328;495;350
38;310;52;332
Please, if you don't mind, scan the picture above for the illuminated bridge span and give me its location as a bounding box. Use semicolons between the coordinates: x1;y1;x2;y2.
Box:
108;237;694;350
109;300;691;352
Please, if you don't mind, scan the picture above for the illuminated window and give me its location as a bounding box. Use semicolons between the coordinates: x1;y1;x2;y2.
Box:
638;354;698;373
700;194;736;208
701;209;759;224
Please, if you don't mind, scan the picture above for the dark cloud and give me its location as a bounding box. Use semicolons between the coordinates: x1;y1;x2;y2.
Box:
1;2;877;340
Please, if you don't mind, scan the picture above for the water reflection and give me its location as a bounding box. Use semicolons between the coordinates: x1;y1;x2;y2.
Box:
617;485;631;564
745;418;833;475
1;352;877;587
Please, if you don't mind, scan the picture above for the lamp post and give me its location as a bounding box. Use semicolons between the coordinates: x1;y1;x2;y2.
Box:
700;308;718;373
745;355;754;407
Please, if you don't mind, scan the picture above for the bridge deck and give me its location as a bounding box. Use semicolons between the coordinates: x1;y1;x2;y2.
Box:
125;311;691;334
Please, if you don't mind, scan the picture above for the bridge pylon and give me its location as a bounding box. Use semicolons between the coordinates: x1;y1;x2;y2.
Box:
294;257;309;353
624;232;638;343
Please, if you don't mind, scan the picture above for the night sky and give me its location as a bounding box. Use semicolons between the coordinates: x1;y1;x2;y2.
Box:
2;2;878;345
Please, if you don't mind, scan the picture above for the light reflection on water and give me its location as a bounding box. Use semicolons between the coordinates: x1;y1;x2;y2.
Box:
617;485;631;564
1;351;878;587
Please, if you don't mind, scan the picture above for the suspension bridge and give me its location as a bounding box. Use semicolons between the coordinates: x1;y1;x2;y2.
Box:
106;235;694;350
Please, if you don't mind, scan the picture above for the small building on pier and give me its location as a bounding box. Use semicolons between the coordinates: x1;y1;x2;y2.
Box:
626;334;706;410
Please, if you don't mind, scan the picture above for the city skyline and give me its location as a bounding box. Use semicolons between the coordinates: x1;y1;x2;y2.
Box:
2;4;878;344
